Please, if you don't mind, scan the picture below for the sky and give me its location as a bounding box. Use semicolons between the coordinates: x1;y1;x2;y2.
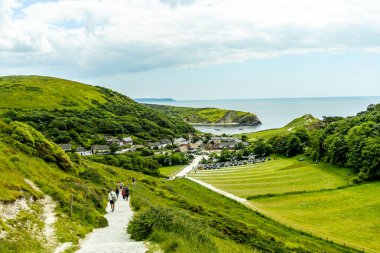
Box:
0;0;380;100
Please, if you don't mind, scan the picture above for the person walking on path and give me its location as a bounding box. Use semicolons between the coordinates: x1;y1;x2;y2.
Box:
121;187;126;200
108;189;117;212
124;185;130;201
115;186;120;199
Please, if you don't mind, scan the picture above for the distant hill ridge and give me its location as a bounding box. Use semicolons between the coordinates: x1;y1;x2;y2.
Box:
134;98;175;102
145;104;262;126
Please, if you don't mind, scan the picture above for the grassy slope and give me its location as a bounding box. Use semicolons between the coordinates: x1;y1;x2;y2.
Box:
0;75;106;110
242;114;318;140
145;104;261;125
130;178;357;253
159;165;185;178
0;123;144;252
252;183;380;253
189;157;353;197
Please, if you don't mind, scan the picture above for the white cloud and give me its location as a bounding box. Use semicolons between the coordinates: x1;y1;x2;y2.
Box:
1;0;380;76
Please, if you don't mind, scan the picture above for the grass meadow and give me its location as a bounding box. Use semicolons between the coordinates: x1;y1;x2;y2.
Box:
189;157;353;198
159;165;185;177
252;183;380;253
189;157;379;252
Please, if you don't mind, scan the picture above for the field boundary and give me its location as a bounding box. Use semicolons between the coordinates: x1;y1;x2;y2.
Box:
186;177;377;253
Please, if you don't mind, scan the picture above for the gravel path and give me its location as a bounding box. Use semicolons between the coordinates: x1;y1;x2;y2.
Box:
186;177;263;212
173;155;205;179
77;198;147;253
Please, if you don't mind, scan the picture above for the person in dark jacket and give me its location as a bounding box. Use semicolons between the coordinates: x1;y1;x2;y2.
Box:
124;185;130;201
115;186;120;199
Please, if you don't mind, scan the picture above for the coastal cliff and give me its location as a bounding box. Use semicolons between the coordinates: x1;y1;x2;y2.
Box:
144;104;262;126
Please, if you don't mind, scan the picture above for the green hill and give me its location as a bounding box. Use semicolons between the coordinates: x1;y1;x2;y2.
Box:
0;76;107;110
0;76;194;146
145;104;261;125
241;114;318;141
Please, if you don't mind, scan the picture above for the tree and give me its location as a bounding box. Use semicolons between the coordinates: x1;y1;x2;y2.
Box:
325;134;348;166
285;135;302;156
361;137;380;179
294;129;309;145
110;142;120;155
252;139;272;157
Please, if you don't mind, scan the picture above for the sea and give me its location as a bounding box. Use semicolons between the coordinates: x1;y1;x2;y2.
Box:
142;96;380;135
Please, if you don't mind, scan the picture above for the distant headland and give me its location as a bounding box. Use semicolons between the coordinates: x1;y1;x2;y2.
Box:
134;98;175;102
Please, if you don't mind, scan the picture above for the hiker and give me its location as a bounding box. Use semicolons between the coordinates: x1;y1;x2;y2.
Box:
108;189;117;212
115;186;120;199
121;187;126;199
118;181;124;188
124;185;130;201
132;178;137;184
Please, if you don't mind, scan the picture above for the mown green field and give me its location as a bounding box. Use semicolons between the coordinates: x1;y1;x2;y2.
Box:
159;165;185;177
252;183;380;253
189;157;380;252
189;158;352;198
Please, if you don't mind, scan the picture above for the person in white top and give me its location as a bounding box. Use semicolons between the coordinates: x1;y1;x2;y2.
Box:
108;190;117;212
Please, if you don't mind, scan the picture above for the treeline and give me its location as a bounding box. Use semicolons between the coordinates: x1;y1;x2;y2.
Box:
248;104;380;181
1;87;194;147
87;151;190;176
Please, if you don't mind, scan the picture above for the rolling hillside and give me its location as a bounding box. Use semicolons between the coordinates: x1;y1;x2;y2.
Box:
145;104;262;125
0;76;194;146
241;114;319;140
0;120;357;252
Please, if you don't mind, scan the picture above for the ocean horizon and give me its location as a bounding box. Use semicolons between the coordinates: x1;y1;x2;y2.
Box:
141;96;380;135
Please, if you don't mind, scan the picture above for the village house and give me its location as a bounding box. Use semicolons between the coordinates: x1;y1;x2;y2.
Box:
148;142;161;149
173;137;189;146
122;136;133;146
75;147;92;156
211;137;242;143
177;144;189;153
91;145;110;155
115;148;130;154
160;139;172;148
130;145;145;152
105;136;123;146
217;141;250;150
59;144;72;151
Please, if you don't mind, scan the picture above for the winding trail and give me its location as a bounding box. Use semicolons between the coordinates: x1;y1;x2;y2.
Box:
77;199;147;253
186;177;263;212
172;155;205;179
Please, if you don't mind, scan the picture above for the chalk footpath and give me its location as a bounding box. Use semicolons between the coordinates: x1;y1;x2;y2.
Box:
77;198;147;253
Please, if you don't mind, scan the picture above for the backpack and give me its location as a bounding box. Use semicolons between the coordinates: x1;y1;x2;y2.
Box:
110;191;117;202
